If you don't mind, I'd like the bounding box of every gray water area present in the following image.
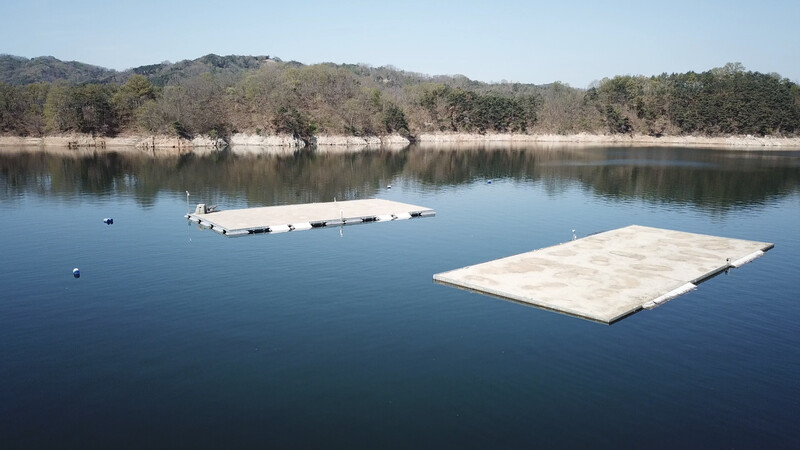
[1,145,799,449]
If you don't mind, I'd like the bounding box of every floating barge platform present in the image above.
[186,198,435,237]
[434,225,772,324]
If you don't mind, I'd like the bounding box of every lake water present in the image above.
[1,144,799,449]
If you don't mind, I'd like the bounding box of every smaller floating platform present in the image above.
[433,225,773,324]
[186,198,434,237]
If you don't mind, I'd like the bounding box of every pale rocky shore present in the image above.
[0,133,409,150]
[415,132,800,149]
[1,132,799,152]
[0,134,225,150]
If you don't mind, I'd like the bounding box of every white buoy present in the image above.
[267,224,291,233]
[72,268,80,278]
[387,184,391,189]
[731,250,765,268]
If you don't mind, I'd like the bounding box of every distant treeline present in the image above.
[0,55,798,139]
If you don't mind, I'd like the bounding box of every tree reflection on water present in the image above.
[1,145,798,212]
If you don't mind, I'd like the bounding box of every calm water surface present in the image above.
[1,145,799,449]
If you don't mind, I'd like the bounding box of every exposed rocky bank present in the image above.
[1,132,799,151]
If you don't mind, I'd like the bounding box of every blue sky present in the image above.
[3,0,798,88]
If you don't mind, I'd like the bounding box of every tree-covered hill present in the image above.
[0,53,280,86]
[0,55,798,140]
[0,55,117,85]
[125,54,277,87]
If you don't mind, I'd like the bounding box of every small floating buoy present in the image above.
[387,184,392,189]
[103,218,113,225]
[487,180,492,184]
[73,268,80,278]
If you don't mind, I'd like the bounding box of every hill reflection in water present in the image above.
[2,145,798,213]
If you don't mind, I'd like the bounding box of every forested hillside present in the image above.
[0,55,117,85]
[1,55,798,140]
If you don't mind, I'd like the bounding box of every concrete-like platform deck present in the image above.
[186,198,434,237]
[433,225,773,324]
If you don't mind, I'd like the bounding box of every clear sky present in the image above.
[3,0,798,88]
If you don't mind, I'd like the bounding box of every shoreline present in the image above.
[415,132,800,149]
[1,132,799,151]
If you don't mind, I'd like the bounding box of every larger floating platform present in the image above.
[186,198,434,237]
[433,225,773,324]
